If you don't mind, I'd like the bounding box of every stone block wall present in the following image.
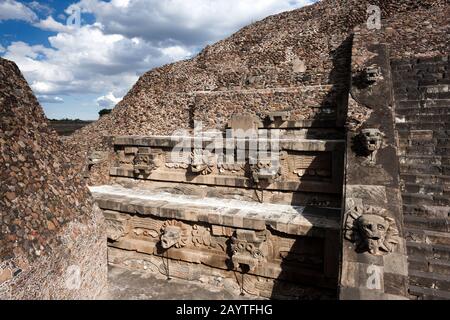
[392,55,450,299]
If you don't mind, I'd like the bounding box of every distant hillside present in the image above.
[49,119,94,136]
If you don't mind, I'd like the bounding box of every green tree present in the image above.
[98,108,112,118]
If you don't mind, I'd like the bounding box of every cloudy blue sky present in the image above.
[0,0,314,120]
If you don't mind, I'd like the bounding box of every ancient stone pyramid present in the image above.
[66,0,448,174]
[0,58,106,299]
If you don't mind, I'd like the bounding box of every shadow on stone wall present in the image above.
[270,35,353,299]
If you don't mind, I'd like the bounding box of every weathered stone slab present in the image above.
[89,185,340,235]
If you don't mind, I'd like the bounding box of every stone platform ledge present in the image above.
[192,84,335,95]
[113,135,345,152]
[89,185,340,237]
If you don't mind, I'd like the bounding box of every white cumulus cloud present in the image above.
[69,0,313,46]
[2,0,312,114]
[37,95,64,103]
[96,92,121,108]
[0,0,38,22]
[33,16,76,33]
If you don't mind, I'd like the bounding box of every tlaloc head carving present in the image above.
[250,157,281,184]
[231,230,268,272]
[357,214,390,255]
[345,204,399,256]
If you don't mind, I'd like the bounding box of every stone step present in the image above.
[404,228,450,246]
[402,182,445,195]
[395,99,450,110]
[408,257,450,276]
[395,122,449,131]
[396,129,450,140]
[407,241,450,261]
[398,146,449,157]
[400,173,450,185]
[391,56,449,67]
[402,204,450,219]
[394,91,450,101]
[89,185,341,238]
[400,164,450,175]
[403,215,449,233]
[409,270,450,293]
[395,114,450,124]
[402,192,450,206]
[409,285,450,300]
[399,155,450,166]
[395,107,450,117]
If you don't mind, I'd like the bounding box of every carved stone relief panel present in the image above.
[104,213,130,241]
[288,152,332,179]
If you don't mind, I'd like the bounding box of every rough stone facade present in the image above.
[71,0,448,300]
[0,58,107,299]
[2,0,448,300]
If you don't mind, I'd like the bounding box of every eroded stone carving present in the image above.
[160,220,190,249]
[133,147,162,175]
[250,157,281,184]
[231,229,269,272]
[190,148,215,175]
[191,224,212,247]
[345,204,399,255]
[227,113,262,132]
[106,219,129,241]
[354,128,384,165]
[88,151,107,166]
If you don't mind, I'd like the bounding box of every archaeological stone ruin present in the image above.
[1,0,449,300]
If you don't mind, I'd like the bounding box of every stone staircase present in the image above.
[392,55,450,299]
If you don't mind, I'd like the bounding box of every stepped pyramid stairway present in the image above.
[89,81,348,299]
[392,56,450,299]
